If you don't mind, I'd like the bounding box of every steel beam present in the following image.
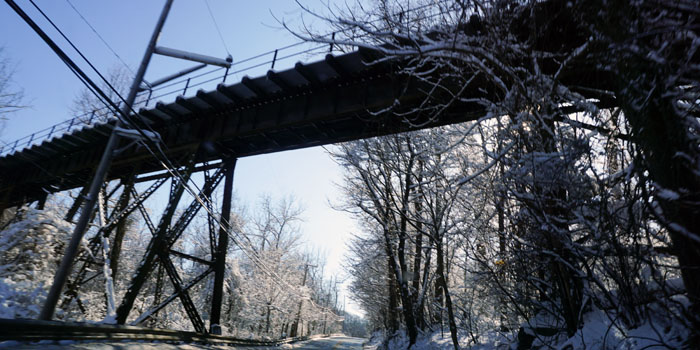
[64,183,90,222]
[166,167,225,246]
[154,46,232,68]
[209,159,236,334]
[110,177,135,281]
[133,267,214,326]
[203,168,218,259]
[158,252,206,333]
[115,163,193,325]
[58,177,168,313]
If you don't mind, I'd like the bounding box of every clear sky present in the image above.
[0,0,362,315]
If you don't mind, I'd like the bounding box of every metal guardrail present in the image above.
[0,318,328,346]
[0,41,331,158]
[1,3,448,158]
[0,113,115,157]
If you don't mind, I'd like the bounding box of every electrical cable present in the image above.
[4,1,433,317]
[202,0,230,55]
[8,3,338,314]
[64,0,136,77]
[4,0,443,307]
[28,0,135,124]
[4,0,128,131]
[24,0,200,194]
[3,1,448,154]
[4,2,461,291]
[7,0,196,212]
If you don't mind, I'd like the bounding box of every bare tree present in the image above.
[299,0,698,347]
[70,65,132,125]
[0,47,26,133]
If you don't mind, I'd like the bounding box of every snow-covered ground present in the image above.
[0,335,366,350]
[365,306,690,350]
[1,341,252,350]
[0,340,272,350]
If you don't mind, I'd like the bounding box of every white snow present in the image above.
[364,304,690,350]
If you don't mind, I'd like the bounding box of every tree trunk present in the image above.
[395,145,419,345]
[412,164,425,330]
[387,253,399,333]
[435,236,459,350]
[617,79,700,330]
[110,180,134,281]
[412,230,424,329]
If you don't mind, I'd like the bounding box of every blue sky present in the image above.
[0,0,361,315]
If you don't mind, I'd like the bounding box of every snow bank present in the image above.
[0,208,72,319]
[374,305,690,350]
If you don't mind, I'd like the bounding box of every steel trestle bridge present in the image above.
[0,0,620,340]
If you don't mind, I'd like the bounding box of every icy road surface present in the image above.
[0,335,366,350]
[281,336,365,349]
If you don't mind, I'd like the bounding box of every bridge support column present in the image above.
[115,162,195,326]
[209,158,236,334]
[64,183,91,222]
[35,192,48,210]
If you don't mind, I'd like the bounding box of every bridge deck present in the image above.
[0,49,483,209]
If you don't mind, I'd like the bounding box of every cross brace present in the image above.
[114,159,234,334]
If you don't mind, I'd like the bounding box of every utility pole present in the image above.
[290,263,314,337]
[39,0,175,321]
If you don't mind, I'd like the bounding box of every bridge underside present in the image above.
[0,48,505,332]
[0,49,491,211]
[0,38,614,332]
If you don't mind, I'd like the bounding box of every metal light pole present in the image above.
[40,0,175,321]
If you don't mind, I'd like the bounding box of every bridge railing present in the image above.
[0,41,331,158]
[0,2,450,158]
[0,112,117,156]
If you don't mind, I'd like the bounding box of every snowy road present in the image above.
[0,336,367,350]
[281,336,365,349]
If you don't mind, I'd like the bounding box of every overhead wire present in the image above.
[21,0,322,225]
[202,0,230,55]
[63,0,136,78]
[5,3,251,298]
[6,0,126,129]
[4,3,379,324]
[5,0,446,305]
[27,0,135,123]
[13,3,260,273]
[13,0,199,209]
[4,0,449,298]
[25,0,203,183]
[21,1,203,219]
[5,2,456,287]
[3,1,448,155]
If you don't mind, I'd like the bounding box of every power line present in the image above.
[7,0,348,317]
[4,1,449,154]
[6,0,123,127]
[64,0,136,77]
[202,0,230,55]
[26,0,190,171]
[27,0,133,118]
[15,0,191,195]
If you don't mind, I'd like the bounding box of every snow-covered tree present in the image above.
[0,207,72,319]
[302,0,698,347]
